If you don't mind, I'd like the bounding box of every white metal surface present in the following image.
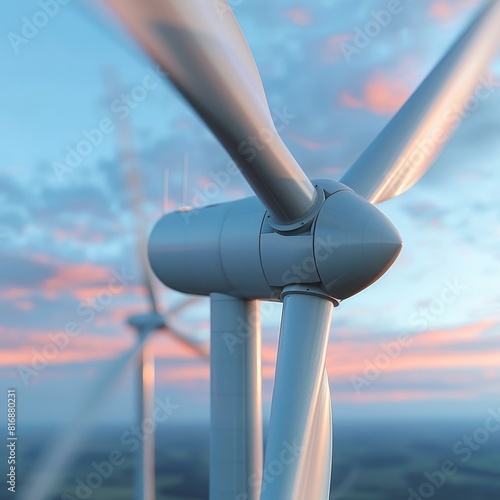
[210,295,263,500]
[262,287,333,500]
[295,372,332,500]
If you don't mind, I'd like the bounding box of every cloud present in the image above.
[427,0,480,22]
[156,364,210,384]
[282,8,312,26]
[319,33,354,63]
[340,73,412,115]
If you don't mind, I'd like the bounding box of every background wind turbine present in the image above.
[103,66,208,500]
[100,1,500,499]
[20,73,207,500]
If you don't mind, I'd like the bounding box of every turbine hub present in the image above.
[127,312,165,332]
[314,187,402,300]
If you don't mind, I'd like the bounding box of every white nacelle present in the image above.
[148,180,402,301]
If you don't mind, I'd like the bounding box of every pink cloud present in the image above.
[44,262,111,289]
[288,133,341,151]
[339,90,363,110]
[320,33,354,63]
[53,228,105,243]
[156,364,210,384]
[428,0,479,21]
[282,8,312,26]
[15,301,34,311]
[340,74,412,115]
[336,388,473,403]
[0,288,30,299]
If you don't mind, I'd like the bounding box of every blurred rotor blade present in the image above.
[168,296,201,317]
[102,68,161,314]
[340,0,500,204]
[164,324,209,359]
[21,330,153,500]
[99,0,317,226]
[262,287,333,499]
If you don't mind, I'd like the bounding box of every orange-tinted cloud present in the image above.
[320,34,354,63]
[0,288,30,299]
[336,388,473,403]
[2,316,498,403]
[151,319,499,395]
[53,228,105,243]
[44,262,111,289]
[16,301,34,311]
[0,332,133,367]
[288,133,341,151]
[339,90,363,109]
[156,364,210,383]
[340,74,412,115]
[282,8,312,26]
[325,320,499,386]
[428,0,479,21]
[35,257,140,304]
[416,320,495,346]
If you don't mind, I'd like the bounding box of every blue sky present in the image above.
[1,0,499,432]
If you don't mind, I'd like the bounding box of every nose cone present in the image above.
[314,189,402,300]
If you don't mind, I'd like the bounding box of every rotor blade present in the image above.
[340,0,500,204]
[164,324,209,359]
[262,287,334,500]
[168,296,200,317]
[21,330,153,500]
[165,297,210,359]
[295,371,332,499]
[100,0,317,226]
[102,68,161,314]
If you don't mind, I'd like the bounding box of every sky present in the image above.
[0,0,499,435]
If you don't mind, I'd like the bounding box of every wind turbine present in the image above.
[20,83,207,500]
[98,0,500,498]
[105,67,209,500]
